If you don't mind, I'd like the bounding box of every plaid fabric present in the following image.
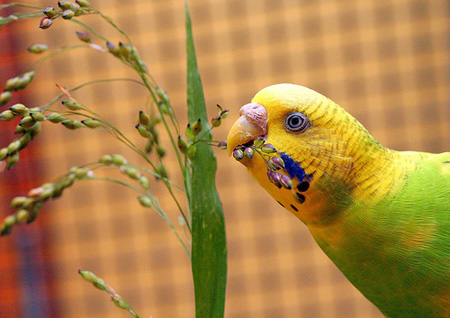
[1,0,448,317]
[0,10,52,317]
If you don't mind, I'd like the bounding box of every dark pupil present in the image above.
[290,116,302,127]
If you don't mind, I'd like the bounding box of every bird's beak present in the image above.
[227,103,268,156]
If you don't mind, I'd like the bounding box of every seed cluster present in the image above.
[39,1,91,29]
[231,138,313,205]
[0,97,105,169]
[0,103,42,169]
[136,110,166,158]
[1,166,93,236]
[178,104,229,158]
[79,269,138,315]
[232,137,292,190]
[36,1,150,81]
[0,152,161,236]
[106,42,149,75]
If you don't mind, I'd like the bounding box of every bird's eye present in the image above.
[284,112,310,133]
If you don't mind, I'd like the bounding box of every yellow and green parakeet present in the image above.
[226,84,450,318]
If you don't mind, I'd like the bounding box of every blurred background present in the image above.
[0,0,448,317]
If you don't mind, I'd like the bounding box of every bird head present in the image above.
[227,84,382,225]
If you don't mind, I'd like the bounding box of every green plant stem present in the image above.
[30,44,91,71]
[192,126,215,146]
[39,78,146,112]
[90,176,190,256]
[140,74,184,174]
[73,108,191,234]
[0,3,43,10]
[88,7,133,44]
[70,18,110,43]
[0,10,43,26]
[37,75,191,233]
[121,164,185,192]
[74,161,184,195]
[165,180,191,232]
[87,162,190,233]
[79,269,142,318]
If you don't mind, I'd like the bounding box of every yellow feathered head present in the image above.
[227,84,380,224]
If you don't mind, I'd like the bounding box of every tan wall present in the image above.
[2,0,449,317]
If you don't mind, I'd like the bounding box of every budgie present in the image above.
[226,84,450,318]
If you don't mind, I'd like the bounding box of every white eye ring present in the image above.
[284,112,310,133]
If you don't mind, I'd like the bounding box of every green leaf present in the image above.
[185,1,227,318]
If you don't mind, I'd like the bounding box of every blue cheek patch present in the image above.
[279,152,313,206]
[280,152,310,182]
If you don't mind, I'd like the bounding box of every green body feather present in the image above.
[312,152,450,317]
